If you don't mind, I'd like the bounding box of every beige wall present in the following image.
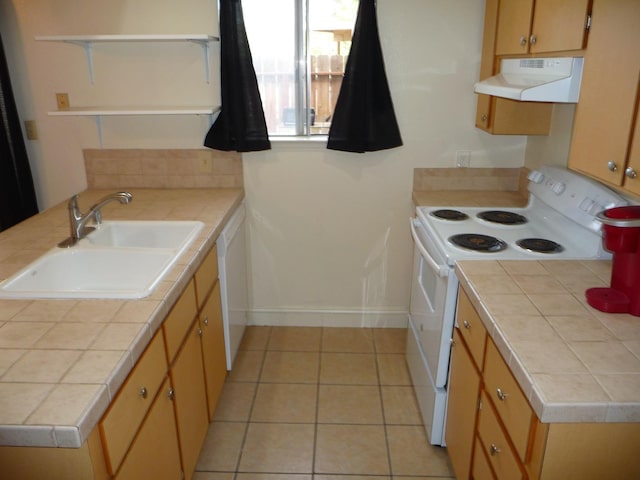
[0,0,220,208]
[524,104,576,171]
[2,0,535,326]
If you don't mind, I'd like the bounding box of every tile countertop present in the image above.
[455,259,640,424]
[0,188,244,448]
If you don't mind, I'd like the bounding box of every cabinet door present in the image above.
[170,321,209,480]
[115,378,182,480]
[445,329,482,480]
[472,437,497,480]
[529,0,590,53]
[495,0,534,56]
[477,391,524,480]
[200,281,227,421]
[568,0,640,186]
[623,97,640,196]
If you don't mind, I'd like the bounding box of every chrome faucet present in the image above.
[59,191,133,247]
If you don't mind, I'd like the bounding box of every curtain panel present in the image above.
[204,0,271,152]
[0,34,38,231]
[327,0,402,153]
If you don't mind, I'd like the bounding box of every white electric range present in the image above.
[406,165,628,446]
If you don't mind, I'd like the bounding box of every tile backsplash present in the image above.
[84,149,243,189]
[413,167,529,194]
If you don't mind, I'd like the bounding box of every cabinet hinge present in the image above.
[585,14,592,31]
[477,398,483,411]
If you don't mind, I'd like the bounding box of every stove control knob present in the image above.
[551,182,566,195]
[579,197,595,212]
[588,203,603,216]
[528,171,545,184]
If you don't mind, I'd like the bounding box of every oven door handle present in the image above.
[409,218,449,278]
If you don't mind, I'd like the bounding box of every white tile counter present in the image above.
[456,259,640,424]
[0,188,243,448]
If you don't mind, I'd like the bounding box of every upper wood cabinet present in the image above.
[495,0,591,56]
[568,0,640,196]
[476,0,553,135]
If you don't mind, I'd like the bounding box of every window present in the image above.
[242,0,359,137]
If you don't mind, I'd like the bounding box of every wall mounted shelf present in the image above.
[49,106,221,147]
[35,34,219,83]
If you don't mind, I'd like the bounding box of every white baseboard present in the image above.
[247,307,409,328]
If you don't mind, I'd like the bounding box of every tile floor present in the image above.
[193,326,454,480]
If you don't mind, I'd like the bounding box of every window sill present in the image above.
[269,135,327,144]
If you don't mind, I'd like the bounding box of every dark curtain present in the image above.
[204,0,270,152]
[0,34,38,231]
[327,0,402,153]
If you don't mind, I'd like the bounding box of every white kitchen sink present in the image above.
[0,220,205,299]
[83,220,204,250]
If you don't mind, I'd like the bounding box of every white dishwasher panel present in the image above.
[217,203,248,370]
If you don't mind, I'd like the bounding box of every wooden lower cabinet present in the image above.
[200,280,227,421]
[169,320,210,480]
[115,378,182,480]
[445,329,482,480]
[446,286,640,480]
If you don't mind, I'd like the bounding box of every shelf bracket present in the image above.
[190,39,211,84]
[67,40,95,84]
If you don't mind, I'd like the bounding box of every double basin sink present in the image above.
[0,221,205,299]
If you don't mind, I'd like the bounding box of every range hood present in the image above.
[474,57,584,103]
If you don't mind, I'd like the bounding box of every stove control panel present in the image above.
[528,166,628,232]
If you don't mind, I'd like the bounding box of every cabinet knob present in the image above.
[519,36,527,46]
[203,315,209,326]
[462,319,471,330]
[197,327,203,337]
[625,167,638,179]
[168,388,175,401]
[529,34,537,45]
[140,386,148,399]
[490,444,501,456]
[607,161,618,172]
[496,387,508,401]
[481,114,487,122]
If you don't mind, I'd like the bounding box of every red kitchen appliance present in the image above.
[586,206,640,316]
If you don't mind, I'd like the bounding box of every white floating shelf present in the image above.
[48,106,221,147]
[35,34,219,83]
[48,106,220,116]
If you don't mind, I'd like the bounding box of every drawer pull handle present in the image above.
[168,388,175,401]
[490,444,501,456]
[140,386,148,399]
[496,388,508,401]
[462,320,471,329]
[203,315,209,326]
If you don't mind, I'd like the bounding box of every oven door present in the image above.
[408,218,458,388]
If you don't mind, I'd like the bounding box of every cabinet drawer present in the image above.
[472,436,496,480]
[163,280,197,362]
[194,243,218,308]
[477,391,524,480]
[484,339,533,460]
[100,330,167,474]
[456,287,488,369]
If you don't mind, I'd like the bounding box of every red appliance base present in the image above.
[586,287,633,314]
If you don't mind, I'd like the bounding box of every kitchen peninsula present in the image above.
[0,187,243,477]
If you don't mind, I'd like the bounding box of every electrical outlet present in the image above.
[24,120,38,140]
[198,157,213,173]
[56,93,70,109]
[456,150,471,168]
